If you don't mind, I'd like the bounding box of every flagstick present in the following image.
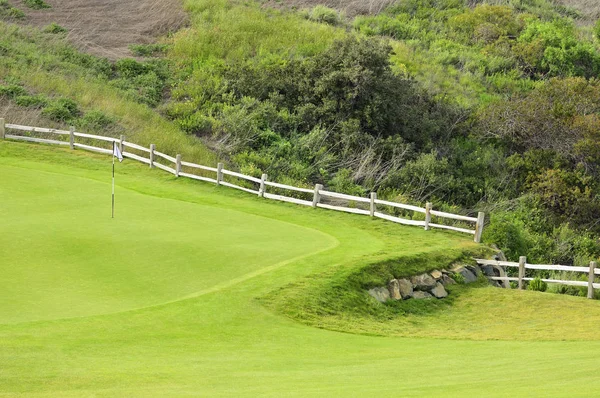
[112,142,115,219]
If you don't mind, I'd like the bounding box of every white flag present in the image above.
[113,142,123,163]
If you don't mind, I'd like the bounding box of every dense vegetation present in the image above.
[2,0,600,274]
[159,0,600,271]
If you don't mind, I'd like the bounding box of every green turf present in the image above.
[2,141,600,397]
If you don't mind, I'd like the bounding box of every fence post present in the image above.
[424,202,432,231]
[176,154,182,177]
[312,184,323,208]
[69,126,75,150]
[259,173,267,198]
[119,135,125,153]
[370,192,377,217]
[588,261,596,299]
[518,256,526,290]
[149,144,155,168]
[217,162,224,186]
[474,212,485,243]
[0,118,5,140]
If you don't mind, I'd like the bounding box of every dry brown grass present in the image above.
[12,0,188,59]
[555,0,600,21]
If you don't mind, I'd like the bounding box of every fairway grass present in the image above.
[2,141,600,397]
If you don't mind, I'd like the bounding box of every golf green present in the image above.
[2,141,600,397]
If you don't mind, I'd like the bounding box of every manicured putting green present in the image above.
[2,141,600,397]
[0,164,334,323]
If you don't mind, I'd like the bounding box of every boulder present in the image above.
[480,265,496,277]
[454,266,477,283]
[388,279,402,300]
[397,278,414,299]
[430,270,443,280]
[368,287,390,303]
[430,282,448,299]
[466,265,482,277]
[410,274,437,291]
[441,274,456,286]
[413,291,433,299]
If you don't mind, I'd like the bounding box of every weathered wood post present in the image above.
[0,118,5,140]
[312,184,323,208]
[518,256,526,290]
[175,154,182,177]
[370,192,377,217]
[216,162,224,186]
[588,261,597,299]
[119,135,125,153]
[259,173,267,198]
[424,202,432,231]
[474,211,485,243]
[69,126,75,150]
[149,144,155,168]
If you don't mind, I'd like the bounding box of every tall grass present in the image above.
[170,0,344,67]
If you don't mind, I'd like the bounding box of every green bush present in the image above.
[77,110,115,131]
[23,0,50,9]
[44,23,67,34]
[308,6,341,26]
[528,277,548,292]
[129,43,168,57]
[41,98,80,122]
[0,84,27,98]
[14,94,48,108]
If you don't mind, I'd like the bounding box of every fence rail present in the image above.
[475,257,598,299]
[0,118,485,241]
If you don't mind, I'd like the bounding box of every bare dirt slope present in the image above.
[13,0,187,59]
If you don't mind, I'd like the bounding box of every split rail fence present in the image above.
[475,257,599,299]
[0,118,485,242]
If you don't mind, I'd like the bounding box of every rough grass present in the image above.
[0,21,217,168]
[3,141,600,396]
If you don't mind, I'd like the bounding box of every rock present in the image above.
[466,265,482,277]
[430,282,448,299]
[413,291,433,299]
[441,269,450,275]
[430,270,443,279]
[388,279,402,300]
[410,274,437,291]
[480,265,496,277]
[454,266,477,283]
[441,274,456,286]
[368,287,390,303]
[397,278,414,299]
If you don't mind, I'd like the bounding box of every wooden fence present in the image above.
[0,118,485,242]
[475,257,599,299]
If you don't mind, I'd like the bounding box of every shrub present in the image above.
[528,277,548,292]
[0,84,27,98]
[483,212,530,261]
[42,98,80,122]
[23,0,50,9]
[14,94,48,108]
[308,6,341,26]
[77,110,115,131]
[129,43,168,57]
[44,23,67,34]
